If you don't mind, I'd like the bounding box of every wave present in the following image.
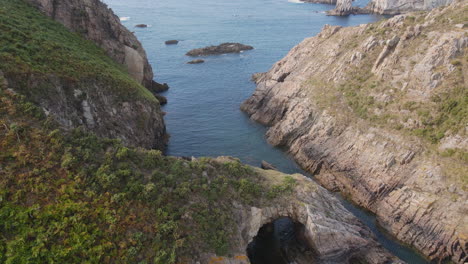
[288,0,304,3]
[120,17,130,21]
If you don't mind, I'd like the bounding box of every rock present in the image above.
[366,0,454,14]
[454,23,466,29]
[326,0,372,16]
[302,0,337,3]
[187,59,205,64]
[165,40,179,45]
[155,94,167,105]
[241,2,468,263]
[190,165,401,264]
[260,160,277,170]
[135,24,147,28]
[150,80,170,93]
[22,0,167,149]
[186,43,254,56]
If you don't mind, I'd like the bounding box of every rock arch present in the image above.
[194,170,401,264]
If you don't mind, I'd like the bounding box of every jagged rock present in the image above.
[150,80,170,93]
[187,59,205,64]
[241,2,467,263]
[165,40,179,45]
[260,160,277,170]
[186,43,254,56]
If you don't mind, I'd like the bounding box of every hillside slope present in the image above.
[0,0,166,149]
[0,74,399,263]
[242,1,467,263]
[26,0,160,90]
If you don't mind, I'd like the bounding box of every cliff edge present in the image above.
[242,1,467,263]
[0,0,166,149]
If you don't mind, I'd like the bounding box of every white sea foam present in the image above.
[120,17,130,21]
[288,0,304,3]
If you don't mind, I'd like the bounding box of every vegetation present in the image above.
[0,75,286,263]
[0,0,156,102]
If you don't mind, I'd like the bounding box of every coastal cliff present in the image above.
[324,0,453,16]
[0,80,400,263]
[242,1,467,263]
[0,0,166,149]
[25,0,158,89]
[366,0,454,14]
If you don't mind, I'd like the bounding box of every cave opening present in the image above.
[246,217,317,264]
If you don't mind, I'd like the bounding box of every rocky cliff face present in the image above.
[188,164,401,264]
[242,1,467,263]
[26,0,158,89]
[0,0,166,149]
[366,0,454,14]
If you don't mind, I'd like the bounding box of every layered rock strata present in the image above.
[242,2,468,263]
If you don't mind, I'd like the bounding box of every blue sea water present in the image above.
[104,0,428,262]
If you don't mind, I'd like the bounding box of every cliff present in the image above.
[242,1,467,263]
[0,0,166,149]
[366,0,454,14]
[323,0,453,16]
[0,79,400,263]
[25,0,158,90]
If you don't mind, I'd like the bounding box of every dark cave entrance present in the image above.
[246,217,317,264]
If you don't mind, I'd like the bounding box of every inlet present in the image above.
[247,217,317,264]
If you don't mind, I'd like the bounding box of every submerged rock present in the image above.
[165,40,179,45]
[261,160,277,170]
[187,59,205,64]
[186,42,254,56]
[135,24,148,28]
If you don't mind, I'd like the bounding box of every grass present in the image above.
[0,83,295,263]
[0,0,156,102]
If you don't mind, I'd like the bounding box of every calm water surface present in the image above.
[104,0,428,262]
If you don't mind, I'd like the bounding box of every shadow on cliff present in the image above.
[247,217,317,264]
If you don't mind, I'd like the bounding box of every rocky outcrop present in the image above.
[26,0,157,89]
[326,0,371,15]
[191,165,402,264]
[242,2,467,263]
[186,43,254,56]
[366,0,453,14]
[1,0,167,149]
[165,40,179,45]
[187,59,205,64]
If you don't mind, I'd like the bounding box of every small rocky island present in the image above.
[187,59,205,64]
[186,42,253,56]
